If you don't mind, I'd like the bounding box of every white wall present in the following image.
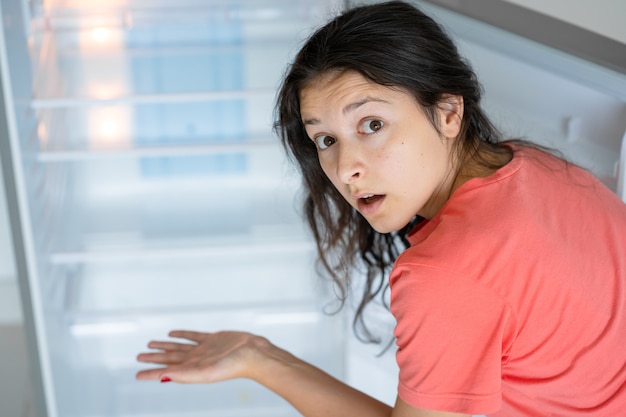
[502,0,626,44]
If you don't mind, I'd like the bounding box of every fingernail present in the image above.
[160,376,171,383]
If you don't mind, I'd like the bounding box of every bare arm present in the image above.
[249,334,393,417]
[136,330,470,417]
[393,397,471,417]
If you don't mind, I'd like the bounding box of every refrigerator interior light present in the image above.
[37,121,48,146]
[89,108,131,144]
[88,27,115,44]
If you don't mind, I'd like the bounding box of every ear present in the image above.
[437,95,464,140]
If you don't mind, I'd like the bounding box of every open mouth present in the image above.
[357,193,385,216]
[360,194,384,205]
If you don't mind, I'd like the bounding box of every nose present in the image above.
[336,141,364,184]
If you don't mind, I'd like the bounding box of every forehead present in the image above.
[299,71,427,129]
[299,71,410,119]
[300,71,379,104]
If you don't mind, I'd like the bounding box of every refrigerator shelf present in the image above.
[33,100,280,155]
[29,0,335,34]
[61,303,345,368]
[40,238,323,316]
[63,300,330,325]
[34,40,301,61]
[31,89,275,109]
[49,236,315,265]
[36,137,282,162]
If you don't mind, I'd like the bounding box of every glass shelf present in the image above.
[33,101,279,157]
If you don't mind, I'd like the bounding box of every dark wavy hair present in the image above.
[274,1,512,343]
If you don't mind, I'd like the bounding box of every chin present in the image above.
[368,222,402,235]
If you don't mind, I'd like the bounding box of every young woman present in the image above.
[136,2,626,416]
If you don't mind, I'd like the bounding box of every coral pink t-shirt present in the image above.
[389,146,626,416]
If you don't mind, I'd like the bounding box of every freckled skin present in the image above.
[299,71,463,233]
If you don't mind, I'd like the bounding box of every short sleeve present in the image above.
[390,262,517,415]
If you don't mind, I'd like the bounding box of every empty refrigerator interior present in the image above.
[1,1,346,416]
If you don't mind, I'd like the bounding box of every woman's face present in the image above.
[299,71,462,233]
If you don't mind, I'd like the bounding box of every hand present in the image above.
[136,330,266,384]
[137,329,395,417]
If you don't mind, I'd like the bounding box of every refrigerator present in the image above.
[0,1,348,416]
[1,1,625,417]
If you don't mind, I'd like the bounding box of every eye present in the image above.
[313,135,336,150]
[361,118,384,134]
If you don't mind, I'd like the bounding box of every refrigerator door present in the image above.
[0,1,346,417]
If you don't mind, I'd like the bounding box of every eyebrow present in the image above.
[302,95,389,126]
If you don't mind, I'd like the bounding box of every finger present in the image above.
[147,340,195,352]
[136,367,168,381]
[136,351,187,365]
[136,365,205,384]
[136,352,167,364]
[168,330,211,342]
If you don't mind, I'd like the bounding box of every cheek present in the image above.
[317,157,332,179]
[318,158,340,188]
[383,146,415,173]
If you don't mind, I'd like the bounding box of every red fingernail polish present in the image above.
[160,376,171,383]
